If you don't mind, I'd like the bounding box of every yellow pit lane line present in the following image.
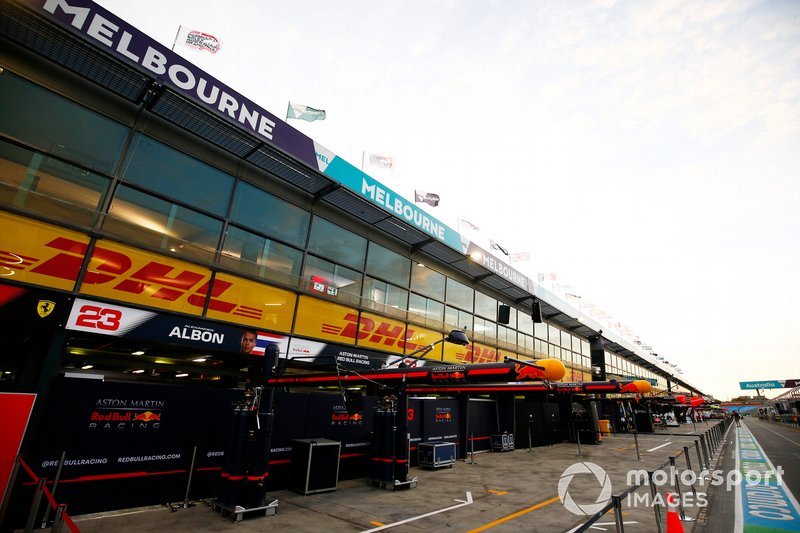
[466,495,561,533]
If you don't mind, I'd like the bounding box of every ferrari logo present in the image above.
[37,300,56,318]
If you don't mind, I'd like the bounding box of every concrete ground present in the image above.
[50,422,727,533]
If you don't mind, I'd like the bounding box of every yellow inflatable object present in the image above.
[535,358,566,381]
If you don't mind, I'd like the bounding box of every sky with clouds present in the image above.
[95,0,800,400]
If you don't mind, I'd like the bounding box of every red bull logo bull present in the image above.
[514,363,545,381]
[132,411,161,422]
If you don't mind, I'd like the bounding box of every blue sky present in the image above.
[96,0,800,400]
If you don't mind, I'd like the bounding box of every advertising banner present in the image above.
[22,377,242,515]
[356,311,410,355]
[293,296,358,345]
[461,342,501,364]
[22,0,464,254]
[286,337,402,370]
[204,272,296,332]
[318,157,462,251]
[465,241,530,292]
[419,398,460,444]
[78,239,212,316]
[293,296,436,356]
[22,0,318,169]
[0,211,90,291]
[739,380,785,390]
[66,297,289,355]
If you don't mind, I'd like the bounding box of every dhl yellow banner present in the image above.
[293,298,457,357]
[0,211,90,291]
[568,369,589,382]
[78,240,212,316]
[461,342,501,364]
[403,324,443,360]
[356,311,409,355]
[293,295,358,345]
[206,273,296,332]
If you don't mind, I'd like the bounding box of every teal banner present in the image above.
[739,381,783,390]
[322,156,462,251]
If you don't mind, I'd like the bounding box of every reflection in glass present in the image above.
[363,276,408,318]
[104,185,222,262]
[366,243,410,287]
[307,217,366,270]
[303,255,362,305]
[120,134,233,216]
[220,225,303,287]
[411,264,445,300]
[445,277,473,311]
[0,72,128,174]
[230,181,309,247]
[0,140,109,228]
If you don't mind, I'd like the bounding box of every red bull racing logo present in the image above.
[90,399,164,430]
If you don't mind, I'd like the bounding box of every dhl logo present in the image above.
[324,313,422,352]
[1,236,262,320]
[456,345,498,364]
[132,411,161,422]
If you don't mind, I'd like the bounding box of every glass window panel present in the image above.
[104,185,222,262]
[534,321,548,340]
[363,276,408,315]
[409,294,445,327]
[307,217,366,270]
[445,305,473,332]
[0,140,109,228]
[303,255,362,305]
[518,312,533,336]
[220,225,303,286]
[0,72,128,174]
[366,242,410,287]
[410,264,445,300]
[498,324,514,345]
[445,278,473,311]
[474,317,497,342]
[474,292,496,319]
[561,331,573,351]
[524,333,535,351]
[120,134,233,216]
[230,181,309,247]
[506,306,517,329]
[548,325,562,346]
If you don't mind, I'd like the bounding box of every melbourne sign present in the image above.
[28,0,317,167]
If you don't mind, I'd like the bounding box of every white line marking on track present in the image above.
[589,521,639,531]
[360,492,473,532]
[753,421,800,447]
[646,441,672,452]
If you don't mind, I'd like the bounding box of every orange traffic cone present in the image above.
[666,493,685,533]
